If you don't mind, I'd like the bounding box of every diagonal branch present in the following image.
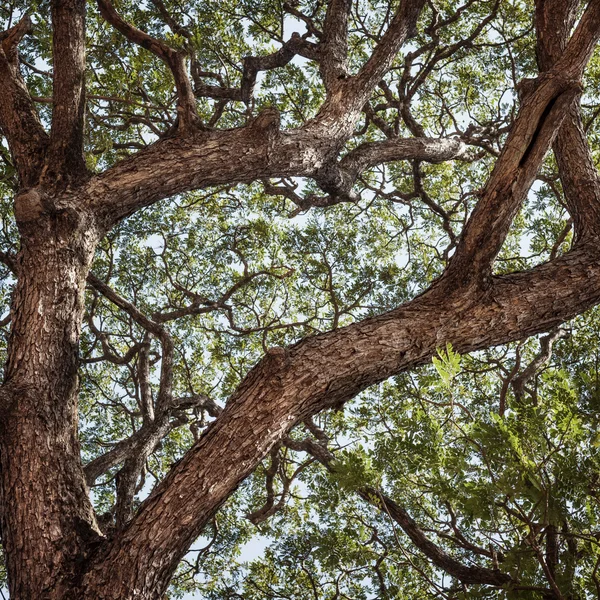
[285,435,512,586]
[363,489,513,586]
[81,237,600,598]
[535,0,600,243]
[443,0,600,285]
[444,76,580,284]
[97,0,199,132]
[84,393,219,488]
[47,0,88,182]
[0,15,48,187]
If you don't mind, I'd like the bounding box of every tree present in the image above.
[1,0,600,597]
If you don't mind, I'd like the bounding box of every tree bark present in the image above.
[0,201,101,600]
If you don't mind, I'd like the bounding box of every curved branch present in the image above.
[271,137,472,211]
[96,0,199,132]
[241,34,319,103]
[0,15,48,187]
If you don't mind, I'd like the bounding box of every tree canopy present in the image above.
[2,0,600,598]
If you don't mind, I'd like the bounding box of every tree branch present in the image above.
[82,238,600,598]
[241,34,320,104]
[443,0,600,285]
[47,0,88,182]
[345,0,426,113]
[320,0,352,90]
[512,327,568,402]
[285,433,512,586]
[80,0,426,227]
[0,14,48,187]
[268,137,472,212]
[96,0,199,132]
[535,0,600,243]
[87,274,174,413]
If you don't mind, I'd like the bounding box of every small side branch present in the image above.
[241,34,319,104]
[512,327,568,401]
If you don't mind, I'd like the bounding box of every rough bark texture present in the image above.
[1,206,101,599]
[0,0,600,598]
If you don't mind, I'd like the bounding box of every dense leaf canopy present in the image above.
[2,0,600,598]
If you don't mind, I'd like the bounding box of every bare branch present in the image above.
[84,392,221,487]
[86,274,174,413]
[444,76,580,284]
[512,327,568,401]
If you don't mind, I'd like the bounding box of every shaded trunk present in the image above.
[0,201,100,599]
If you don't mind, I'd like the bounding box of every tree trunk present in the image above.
[0,197,101,600]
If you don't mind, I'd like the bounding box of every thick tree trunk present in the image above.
[0,200,100,600]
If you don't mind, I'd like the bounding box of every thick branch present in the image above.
[536,0,600,242]
[81,0,427,225]
[320,0,352,90]
[276,137,471,211]
[47,0,87,181]
[445,76,580,283]
[445,0,600,283]
[0,15,48,187]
